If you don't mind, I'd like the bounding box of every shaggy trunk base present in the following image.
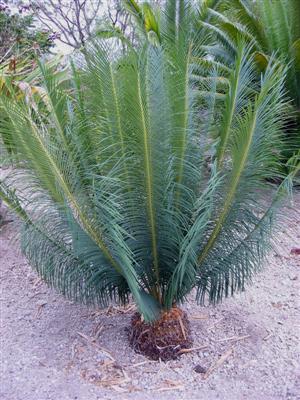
[128,307,193,361]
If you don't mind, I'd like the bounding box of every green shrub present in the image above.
[0,10,291,320]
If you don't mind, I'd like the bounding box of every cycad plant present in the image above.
[111,0,299,170]
[0,4,291,360]
[203,0,300,169]
[118,0,232,88]
[205,0,300,105]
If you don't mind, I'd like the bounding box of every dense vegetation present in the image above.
[123,0,300,170]
[0,1,54,62]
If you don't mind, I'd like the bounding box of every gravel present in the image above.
[0,194,299,400]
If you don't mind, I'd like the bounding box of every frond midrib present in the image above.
[216,45,244,168]
[175,43,193,207]
[198,108,258,265]
[136,69,159,292]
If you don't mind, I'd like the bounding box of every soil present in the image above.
[0,194,300,400]
[128,308,192,361]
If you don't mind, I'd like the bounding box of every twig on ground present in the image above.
[123,304,136,313]
[77,331,115,361]
[28,292,43,300]
[190,314,208,320]
[127,361,153,368]
[34,302,47,318]
[216,335,250,343]
[92,323,104,339]
[207,317,224,331]
[178,345,208,354]
[203,347,234,379]
[154,379,185,392]
[155,385,185,392]
[263,331,273,341]
[178,316,187,340]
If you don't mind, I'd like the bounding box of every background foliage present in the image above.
[0,1,54,62]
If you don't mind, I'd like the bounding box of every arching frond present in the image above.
[0,3,292,321]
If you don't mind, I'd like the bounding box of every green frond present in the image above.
[216,41,257,168]
[0,2,293,320]
[195,59,288,302]
[123,0,160,44]
[207,8,259,49]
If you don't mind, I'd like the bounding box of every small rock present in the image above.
[290,248,300,255]
[289,275,298,281]
[194,364,206,374]
[37,300,47,307]
[271,302,283,309]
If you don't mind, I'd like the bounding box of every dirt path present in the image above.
[0,195,299,400]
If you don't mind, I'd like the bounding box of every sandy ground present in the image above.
[0,195,299,400]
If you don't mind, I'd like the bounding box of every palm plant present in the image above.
[111,0,231,85]
[0,2,292,360]
[204,0,300,170]
[111,0,299,180]
[205,0,300,104]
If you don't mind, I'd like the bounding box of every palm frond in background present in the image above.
[199,0,300,172]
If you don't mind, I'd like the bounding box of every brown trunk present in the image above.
[128,307,193,361]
